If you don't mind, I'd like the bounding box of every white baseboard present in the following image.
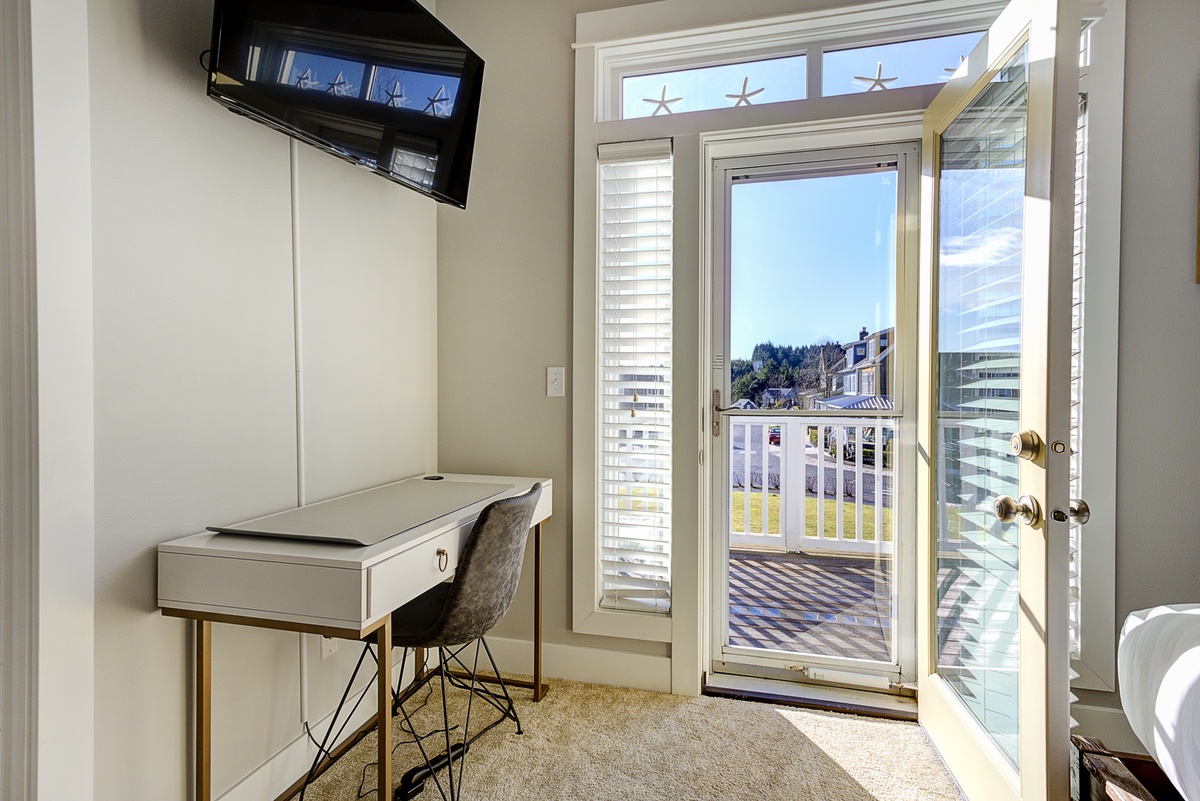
[1072,703,1147,755]
[485,636,673,694]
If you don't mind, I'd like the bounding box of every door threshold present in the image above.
[702,672,917,722]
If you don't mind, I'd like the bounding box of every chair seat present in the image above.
[391,581,453,647]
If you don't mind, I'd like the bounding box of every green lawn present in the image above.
[730,490,893,542]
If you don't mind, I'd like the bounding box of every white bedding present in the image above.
[1118,604,1200,801]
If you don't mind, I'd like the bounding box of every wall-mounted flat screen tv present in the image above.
[208,0,484,208]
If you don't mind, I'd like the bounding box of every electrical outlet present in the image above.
[321,636,337,660]
[547,366,565,397]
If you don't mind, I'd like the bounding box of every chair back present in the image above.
[425,483,541,647]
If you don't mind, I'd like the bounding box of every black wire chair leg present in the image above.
[394,651,453,801]
[439,650,459,801]
[299,641,374,800]
[480,636,522,734]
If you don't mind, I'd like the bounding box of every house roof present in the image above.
[814,394,895,411]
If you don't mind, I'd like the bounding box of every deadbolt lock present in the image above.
[1051,499,1091,525]
[1010,430,1043,461]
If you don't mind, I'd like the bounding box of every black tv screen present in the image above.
[208,0,483,208]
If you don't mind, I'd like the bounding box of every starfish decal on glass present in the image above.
[643,85,682,116]
[725,76,765,107]
[942,55,967,80]
[853,62,897,91]
[325,71,353,96]
[384,80,408,108]
[295,68,318,90]
[424,85,450,116]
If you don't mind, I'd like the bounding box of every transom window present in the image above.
[823,31,984,96]
[622,55,806,118]
[611,29,988,121]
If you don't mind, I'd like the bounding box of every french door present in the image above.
[917,1,1080,799]
[709,143,919,691]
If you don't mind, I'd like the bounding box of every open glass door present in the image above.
[917,1,1080,798]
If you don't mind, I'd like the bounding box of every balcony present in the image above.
[724,415,897,662]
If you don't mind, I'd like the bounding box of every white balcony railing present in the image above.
[728,415,896,556]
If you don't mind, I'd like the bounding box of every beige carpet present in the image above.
[302,677,963,801]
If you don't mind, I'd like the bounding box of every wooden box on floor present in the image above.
[1071,735,1185,801]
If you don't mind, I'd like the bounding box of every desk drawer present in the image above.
[159,552,366,626]
[367,523,470,618]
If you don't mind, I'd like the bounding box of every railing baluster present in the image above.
[816,424,826,543]
[740,421,750,536]
[758,423,768,537]
[835,423,845,544]
[855,422,864,542]
[875,420,884,547]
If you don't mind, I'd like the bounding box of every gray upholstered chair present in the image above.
[389,482,543,801]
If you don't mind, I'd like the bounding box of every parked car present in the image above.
[768,426,780,445]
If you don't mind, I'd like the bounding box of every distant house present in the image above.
[812,326,895,411]
[730,398,757,410]
[761,387,799,408]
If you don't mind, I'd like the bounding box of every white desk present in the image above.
[157,473,552,801]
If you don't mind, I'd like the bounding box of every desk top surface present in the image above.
[158,473,552,570]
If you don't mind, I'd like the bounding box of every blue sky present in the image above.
[730,171,897,358]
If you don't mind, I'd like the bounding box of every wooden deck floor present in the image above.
[727,550,893,662]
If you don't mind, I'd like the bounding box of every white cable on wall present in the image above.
[290,138,311,727]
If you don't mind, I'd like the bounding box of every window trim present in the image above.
[581,0,1007,122]
[1069,2,1125,693]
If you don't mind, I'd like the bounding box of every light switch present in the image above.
[547,366,565,397]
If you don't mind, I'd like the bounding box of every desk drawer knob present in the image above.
[436,548,449,572]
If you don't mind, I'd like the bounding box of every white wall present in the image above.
[87,0,438,798]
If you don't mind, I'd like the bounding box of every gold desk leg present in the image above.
[376,617,392,801]
[197,620,212,801]
[533,522,544,702]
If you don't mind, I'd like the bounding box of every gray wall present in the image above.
[87,0,438,797]
[435,0,668,657]
[436,0,1200,712]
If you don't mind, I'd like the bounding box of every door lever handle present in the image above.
[712,390,737,437]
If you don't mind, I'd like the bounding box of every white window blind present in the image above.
[597,143,673,614]
[1068,33,1091,661]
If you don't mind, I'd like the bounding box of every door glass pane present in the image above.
[934,45,1027,770]
[726,167,898,667]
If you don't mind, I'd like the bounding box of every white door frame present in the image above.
[2,0,98,798]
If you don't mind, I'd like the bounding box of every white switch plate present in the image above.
[547,366,565,397]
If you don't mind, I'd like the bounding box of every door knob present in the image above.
[1051,498,1091,525]
[994,494,1042,526]
[1010,430,1043,461]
